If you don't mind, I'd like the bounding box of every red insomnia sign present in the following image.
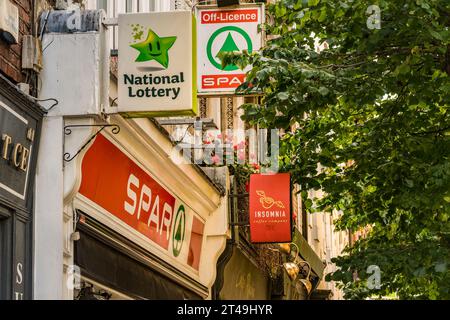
[249,173,292,243]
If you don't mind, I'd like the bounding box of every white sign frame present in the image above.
[118,11,197,117]
[195,4,265,96]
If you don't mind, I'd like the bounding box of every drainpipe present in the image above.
[31,0,36,36]
[211,175,237,300]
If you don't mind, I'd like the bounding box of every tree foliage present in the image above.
[222,0,450,299]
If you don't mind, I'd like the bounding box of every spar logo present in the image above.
[130,24,177,68]
[172,205,186,257]
[201,26,253,89]
[207,26,253,71]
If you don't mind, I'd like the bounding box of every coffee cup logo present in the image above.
[256,190,285,210]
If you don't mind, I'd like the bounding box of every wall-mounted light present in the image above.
[76,284,112,300]
[278,243,292,255]
[284,261,300,281]
[279,242,313,296]
[299,277,313,295]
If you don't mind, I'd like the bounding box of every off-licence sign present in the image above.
[201,9,258,24]
[196,5,264,94]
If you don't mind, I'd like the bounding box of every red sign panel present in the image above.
[79,134,204,270]
[188,216,205,271]
[249,173,292,243]
[201,74,246,89]
[200,9,259,24]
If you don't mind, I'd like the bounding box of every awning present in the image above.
[292,228,325,280]
[75,217,203,300]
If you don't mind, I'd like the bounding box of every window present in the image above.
[0,219,3,297]
[127,0,159,13]
[149,0,156,11]
[126,0,133,12]
[0,216,9,300]
[97,0,108,12]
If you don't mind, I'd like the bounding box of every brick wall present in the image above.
[0,0,33,83]
[0,0,55,86]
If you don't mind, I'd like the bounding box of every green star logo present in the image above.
[130,28,177,69]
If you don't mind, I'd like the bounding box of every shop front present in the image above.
[63,115,228,300]
[219,246,270,300]
[0,74,44,300]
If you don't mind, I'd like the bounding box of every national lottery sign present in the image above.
[196,5,264,95]
[118,11,197,117]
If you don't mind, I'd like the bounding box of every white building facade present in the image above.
[34,2,229,300]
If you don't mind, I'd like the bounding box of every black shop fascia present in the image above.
[0,73,45,300]
[123,72,184,100]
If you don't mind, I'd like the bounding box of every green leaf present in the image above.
[395,63,411,75]
[277,92,290,101]
[275,4,287,17]
[435,262,447,273]
[318,8,327,22]
[318,87,330,96]
[304,199,313,210]
[308,0,320,7]
[293,0,303,10]
[428,29,443,41]
[416,0,430,10]
[405,179,414,188]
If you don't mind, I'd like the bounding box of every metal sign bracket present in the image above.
[63,124,120,163]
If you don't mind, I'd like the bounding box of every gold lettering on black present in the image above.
[20,147,30,172]
[2,134,12,160]
[12,143,23,168]
[26,128,35,142]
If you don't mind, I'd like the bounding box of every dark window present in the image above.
[0,218,3,296]
[0,206,12,300]
[97,0,108,12]
[0,217,8,299]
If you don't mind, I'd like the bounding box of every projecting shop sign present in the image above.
[118,11,197,117]
[249,173,292,244]
[196,5,264,94]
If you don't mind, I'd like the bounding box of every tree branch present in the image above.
[411,125,450,136]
